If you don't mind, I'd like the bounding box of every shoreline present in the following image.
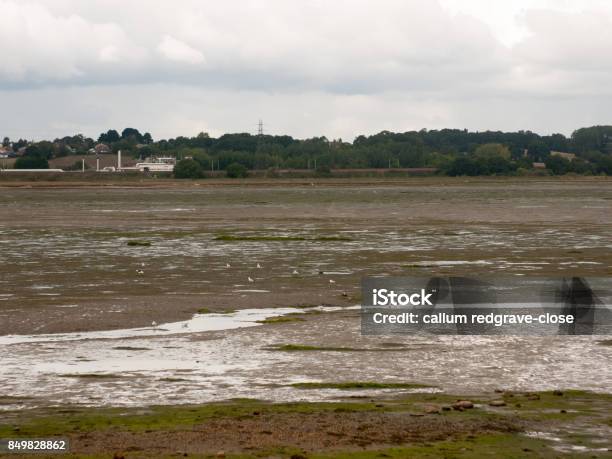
[1,175,612,189]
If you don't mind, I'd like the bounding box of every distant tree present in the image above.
[526,140,550,161]
[15,155,49,169]
[174,159,202,178]
[546,156,571,175]
[473,143,511,161]
[24,143,54,160]
[142,132,153,144]
[12,138,28,152]
[226,162,248,178]
[98,129,120,143]
[445,157,480,176]
[121,128,143,143]
[2,136,9,147]
[571,126,612,153]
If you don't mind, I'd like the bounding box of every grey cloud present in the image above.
[1,0,612,140]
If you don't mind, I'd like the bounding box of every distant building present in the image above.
[550,151,576,161]
[532,162,546,169]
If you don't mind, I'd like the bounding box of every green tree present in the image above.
[121,128,143,143]
[174,159,203,178]
[15,155,49,169]
[546,156,571,175]
[226,162,248,178]
[445,157,481,176]
[98,130,120,143]
[473,143,511,161]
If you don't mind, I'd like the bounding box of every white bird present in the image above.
[329,279,336,284]
[141,262,145,267]
[248,276,254,282]
[151,321,157,327]
[292,269,299,275]
[256,263,262,269]
[226,263,231,268]
[136,269,145,275]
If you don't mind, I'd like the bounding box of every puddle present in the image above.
[0,306,352,346]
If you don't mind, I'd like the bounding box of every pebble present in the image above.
[452,400,474,410]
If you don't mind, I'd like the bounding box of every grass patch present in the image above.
[57,373,120,379]
[309,433,556,459]
[0,395,35,405]
[266,344,362,352]
[291,381,432,390]
[126,240,151,246]
[112,346,151,351]
[256,316,306,324]
[197,308,235,314]
[266,344,420,352]
[215,233,352,242]
[0,399,385,438]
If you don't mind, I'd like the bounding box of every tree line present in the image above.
[4,125,612,176]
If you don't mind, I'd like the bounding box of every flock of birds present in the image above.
[139,261,338,284]
[141,261,342,329]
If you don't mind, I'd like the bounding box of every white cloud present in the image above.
[1,0,612,139]
[157,35,205,65]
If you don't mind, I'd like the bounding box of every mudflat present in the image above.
[1,177,611,457]
[1,177,611,335]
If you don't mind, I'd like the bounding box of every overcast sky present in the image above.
[1,0,611,141]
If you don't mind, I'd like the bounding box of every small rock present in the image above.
[489,400,506,407]
[253,411,260,415]
[553,390,564,396]
[452,400,474,410]
[216,451,226,458]
[560,409,567,414]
